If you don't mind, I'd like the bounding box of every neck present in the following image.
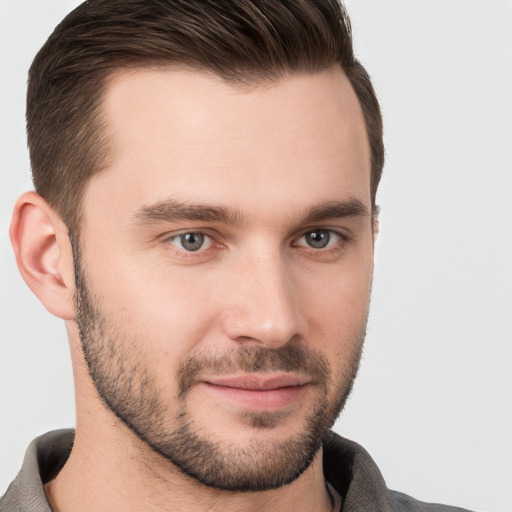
[45,413,333,512]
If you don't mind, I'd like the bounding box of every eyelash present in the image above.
[165,228,349,256]
[293,229,346,250]
[167,232,215,253]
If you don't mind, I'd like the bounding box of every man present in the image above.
[0,1,482,510]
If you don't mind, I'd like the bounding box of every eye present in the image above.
[296,229,342,249]
[168,232,212,252]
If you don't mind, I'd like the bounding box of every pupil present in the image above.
[307,230,329,248]
[182,233,203,251]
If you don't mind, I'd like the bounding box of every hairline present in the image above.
[68,62,375,240]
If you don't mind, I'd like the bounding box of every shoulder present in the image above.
[323,432,474,512]
[0,429,74,512]
[385,490,474,512]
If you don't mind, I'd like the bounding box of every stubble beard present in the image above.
[72,245,366,491]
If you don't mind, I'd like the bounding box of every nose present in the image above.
[221,250,304,349]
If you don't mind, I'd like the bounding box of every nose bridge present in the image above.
[223,244,302,348]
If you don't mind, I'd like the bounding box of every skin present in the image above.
[11,66,375,512]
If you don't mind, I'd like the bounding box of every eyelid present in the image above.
[293,228,348,249]
[163,229,218,254]
[161,226,217,242]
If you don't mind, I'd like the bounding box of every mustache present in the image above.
[177,344,330,398]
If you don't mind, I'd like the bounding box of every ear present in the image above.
[372,208,380,242]
[10,191,76,320]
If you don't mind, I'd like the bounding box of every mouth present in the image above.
[201,373,311,411]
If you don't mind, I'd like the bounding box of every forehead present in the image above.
[84,67,371,225]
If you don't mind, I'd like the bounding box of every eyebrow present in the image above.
[133,197,369,226]
[134,200,244,225]
[300,198,370,224]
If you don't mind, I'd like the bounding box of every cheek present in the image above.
[83,247,224,378]
[299,258,372,353]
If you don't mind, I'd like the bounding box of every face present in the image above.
[74,67,374,491]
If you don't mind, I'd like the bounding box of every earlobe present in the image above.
[10,191,76,320]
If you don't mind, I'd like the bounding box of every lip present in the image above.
[201,373,311,411]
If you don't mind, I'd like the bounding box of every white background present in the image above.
[1,1,511,511]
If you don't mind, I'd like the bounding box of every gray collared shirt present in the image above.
[0,430,473,512]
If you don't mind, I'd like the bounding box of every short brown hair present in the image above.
[27,0,384,235]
